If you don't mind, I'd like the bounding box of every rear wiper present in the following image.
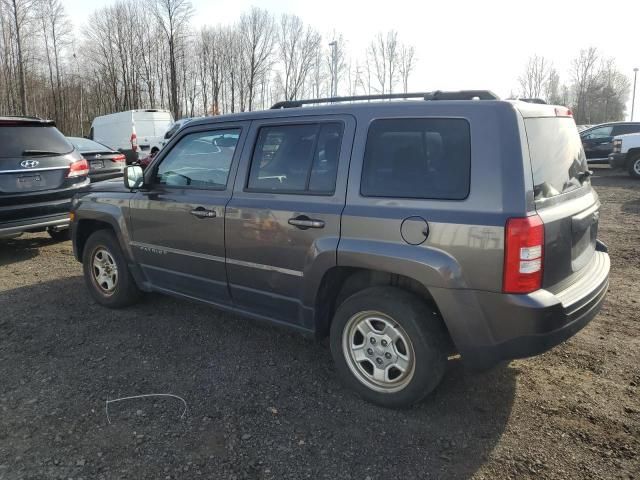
[578,170,593,182]
[21,149,65,156]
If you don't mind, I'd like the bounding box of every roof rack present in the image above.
[517,98,547,104]
[270,90,500,109]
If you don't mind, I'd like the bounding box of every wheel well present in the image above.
[314,267,446,340]
[627,148,640,160]
[75,219,115,260]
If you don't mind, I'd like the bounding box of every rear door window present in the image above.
[0,125,73,158]
[612,124,640,136]
[360,118,471,199]
[524,117,589,200]
[247,123,343,194]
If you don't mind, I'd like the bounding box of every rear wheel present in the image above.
[47,227,70,242]
[627,154,640,179]
[82,229,141,308]
[329,286,448,408]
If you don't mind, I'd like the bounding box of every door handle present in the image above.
[190,207,217,218]
[288,215,325,229]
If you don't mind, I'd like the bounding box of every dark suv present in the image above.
[580,121,640,163]
[0,117,89,240]
[70,92,610,407]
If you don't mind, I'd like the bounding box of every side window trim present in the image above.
[150,125,244,191]
[244,121,344,196]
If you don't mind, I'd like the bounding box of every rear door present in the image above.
[524,115,600,288]
[128,123,248,303]
[225,116,354,328]
[581,124,613,159]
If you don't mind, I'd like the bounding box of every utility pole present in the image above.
[329,41,337,97]
[632,68,639,121]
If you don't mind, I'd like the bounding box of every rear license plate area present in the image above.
[91,160,105,169]
[17,174,41,188]
[571,207,599,271]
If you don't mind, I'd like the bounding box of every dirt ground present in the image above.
[0,167,638,480]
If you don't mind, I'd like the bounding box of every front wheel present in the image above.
[627,155,640,179]
[329,287,448,408]
[82,229,141,308]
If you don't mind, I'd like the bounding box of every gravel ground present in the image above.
[0,167,638,480]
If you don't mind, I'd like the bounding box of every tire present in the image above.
[627,155,640,179]
[82,229,141,308]
[329,286,448,408]
[47,227,70,242]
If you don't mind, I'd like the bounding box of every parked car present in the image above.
[576,124,593,132]
[579,122,640,163]
[89,109,173,164]
[71,91,610,408]
[0,116,89,240]
[67,137,126,182]
[608,131,640,178]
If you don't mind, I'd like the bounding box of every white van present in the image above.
[89,110,174,164]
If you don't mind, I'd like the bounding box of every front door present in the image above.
[225,116,355,329]
[129,123,248,304]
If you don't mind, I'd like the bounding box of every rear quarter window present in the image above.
[360,118,471,200]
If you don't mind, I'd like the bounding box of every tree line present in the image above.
[0,0,417,135]
[515,48,631,125]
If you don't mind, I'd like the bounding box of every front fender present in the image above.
[72,193,134,263]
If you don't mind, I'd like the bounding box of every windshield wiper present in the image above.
[21,149,65,156]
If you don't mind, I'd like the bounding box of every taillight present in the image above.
[613,139,622,153]
[131,132,138,152]
[554,107,573,117]
[503,214,544,294]
[112,154,126,163]
[67,158,89,178]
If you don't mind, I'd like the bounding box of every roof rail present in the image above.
[270,90,500,109]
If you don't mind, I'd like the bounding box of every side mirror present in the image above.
[124,165,144,189]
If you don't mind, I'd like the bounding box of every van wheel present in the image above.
[329,287,447,408]
[47,227,70,242]
[628,154,640,178]
[82,229,141,308]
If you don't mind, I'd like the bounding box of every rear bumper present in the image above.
[608,153,626,169]
[0,213,70,237]
[435,247,610,369]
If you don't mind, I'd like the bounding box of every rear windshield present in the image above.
[524,117,589,200]
[68,137,111,152]
[0,125,73,158]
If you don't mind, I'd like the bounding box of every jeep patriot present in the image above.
[71,91,610,407]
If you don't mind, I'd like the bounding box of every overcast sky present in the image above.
[65,0,640,118]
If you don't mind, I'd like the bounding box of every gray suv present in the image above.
[70,91,610,407]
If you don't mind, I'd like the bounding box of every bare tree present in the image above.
[571,47,599,123]
[3,0,33,113]
[518,55,551,99]
[398,44,415,93]
[150,0,193,119]
[277,14,320,100]
[239,7,274,111]
[367,31,401,94]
